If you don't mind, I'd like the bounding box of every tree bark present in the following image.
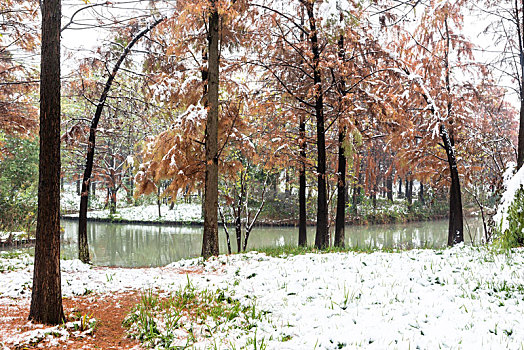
[518,99,524,170]
[29,0,65,324]
[419,182,425,205]
[157,185,162,217]
[298,113,307,246]
[517,0,524,170]
[334,126,346,247]
[77,18,164,264]
[303,1,328,249]
[386,174,393,202]
[441,124,464,245]
[406,177,413,207]
[76,179,81,195]
[202,1,220,258]
[297,7,307,247]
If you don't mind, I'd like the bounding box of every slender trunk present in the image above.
[298,8,307,247]
[352,183,358,215]
[419,182,425,205]
[109,153,117,215]
[334,32,346,248]
[242,176,269,251]
[398,178,402,197]
[29,0,64,324]
[77,18,164,264]
[202,2,220,258]
[409,179,414,204]
[157,186,161,218]
[334,126,346,247]
[76,179,81,195]
[304,2,328,249]
[443,17,463,245]
[519,99,524,169]
[298,113,307,246]
[235,199,242,253]
[218,206,232,254]
[406,177,413,207]
[441,125,464,245]
[110,188,117,214]
[285,169,291,197]
[386,175,393,202]
[517,0,524,169]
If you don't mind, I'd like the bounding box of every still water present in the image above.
[59,218,484,267]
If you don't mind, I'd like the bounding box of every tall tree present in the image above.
[301,0,329,249]
[77,18,164,263]
[383,0,477,245]
[202,0,220,258]
[29,0,65,324]
[482,0,524,169]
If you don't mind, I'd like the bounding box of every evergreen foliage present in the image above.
[0,133,38,234]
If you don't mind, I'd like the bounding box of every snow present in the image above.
[494,163,524,234]
[3,246,524,348]
[63,203,202,223]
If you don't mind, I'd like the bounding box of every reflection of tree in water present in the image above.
[57,219,484,267]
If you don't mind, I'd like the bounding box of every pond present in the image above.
[57,218,485,267]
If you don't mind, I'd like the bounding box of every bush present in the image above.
[0,134,38,234]
[497,186,524,249]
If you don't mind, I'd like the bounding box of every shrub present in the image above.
[496,186,524,249]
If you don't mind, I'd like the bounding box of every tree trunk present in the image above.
[285,169,291,197]
[235,201,242,253]
[518,99,524,170]
[110,188,117,214]
[29,0,65,324]
[409,179,414,204]
[202,2,220,258]
[334,31,346,248]
[77,18,164,264]
[298,113,307,246]
[298,9,307,248]
[441,125,464,245]
[518,0,524,170]
[157,186,161,218]
[386,174,393,202]
[303,1,328,249]
[398,178,402,198]
[406,177,413,207]
[419,182,425,205]
[334,126,346,248]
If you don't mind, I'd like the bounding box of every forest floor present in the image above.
[1,245,524,349]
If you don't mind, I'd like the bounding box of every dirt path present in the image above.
[0,291,143,349]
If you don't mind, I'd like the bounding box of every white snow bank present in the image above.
[494,163,524,233]
[3,247,524,348]
[63,203,202,223]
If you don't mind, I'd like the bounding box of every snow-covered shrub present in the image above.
[493,164,524,248]
[496,186,524,248]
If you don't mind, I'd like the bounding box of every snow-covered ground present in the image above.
[2,245,524,348]
[63,203,203,223]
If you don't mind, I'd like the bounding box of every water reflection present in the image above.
[60,218,483,267]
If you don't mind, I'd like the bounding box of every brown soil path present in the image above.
[0,291,143,349]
